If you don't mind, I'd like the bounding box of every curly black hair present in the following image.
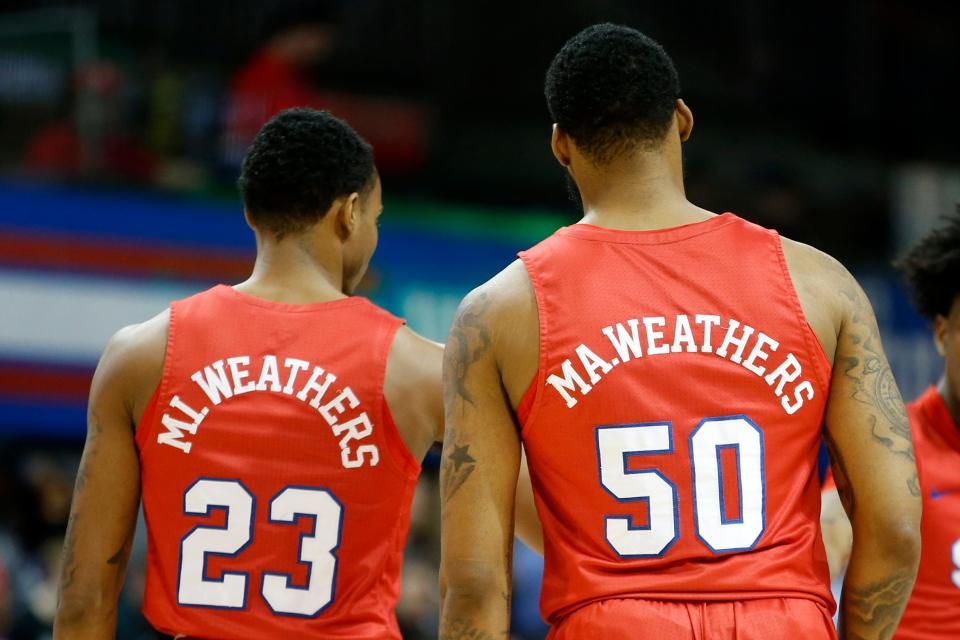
[894,206,960,320]
[545,23,680,164]
[238,108,375,238]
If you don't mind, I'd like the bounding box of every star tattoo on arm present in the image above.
[442,442,477,501]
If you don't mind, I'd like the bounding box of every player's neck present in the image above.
[236,235,347,304]
[576,158,706,231]
[937,375,960,430]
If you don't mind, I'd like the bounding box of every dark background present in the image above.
[0,1,957,638]
[0,0,957,254]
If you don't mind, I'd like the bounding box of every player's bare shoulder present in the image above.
[105,309,169,372]
[385,325,444,455]
[95,309,170,423]
[449,259,539,407]
[778,235,860,366]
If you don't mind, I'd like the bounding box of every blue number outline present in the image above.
[177,477,256,610]
[689,415,766,554]
[716,443,744,525]
[261,485,345,618]
[594,421,680,559]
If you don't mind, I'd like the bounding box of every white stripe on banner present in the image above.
[0,269,202,365]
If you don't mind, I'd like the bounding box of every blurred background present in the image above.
[0,0,958,638]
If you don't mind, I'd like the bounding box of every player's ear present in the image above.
[333,192,361,240]
[676,99,694,142]
[933,314,950,356]
[551,124,573,168]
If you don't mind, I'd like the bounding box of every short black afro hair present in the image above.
[545,23,680,163]
[238,108,375,238]
[895,206,960,320]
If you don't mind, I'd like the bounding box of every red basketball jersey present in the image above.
[136,285,419,639]
[517,214,835,624]
[894,386,960,640]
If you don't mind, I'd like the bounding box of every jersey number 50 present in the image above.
[596,415,765,557]
[177,479,342,617]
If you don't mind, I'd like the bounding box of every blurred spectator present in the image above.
[222,1,339,167]
[222,1,427,174]
[397,468,441,639]
[0,451,70,639]
[24,61,158,182]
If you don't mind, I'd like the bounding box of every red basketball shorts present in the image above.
[548,597,837,640]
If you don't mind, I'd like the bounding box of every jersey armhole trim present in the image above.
[771,231,832,397]
[906,400,928,479]
[377,318,422,479]
[134,305,175,453]
[517,250,549,439]
[912,387,960,465]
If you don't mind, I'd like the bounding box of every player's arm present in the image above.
[439,287,520,639]
[820,482,853,583]
[389,324,543,555]
[823,267,921,640]
[515,449,543,554]
[385,326,446,461]
[53,326,151,639]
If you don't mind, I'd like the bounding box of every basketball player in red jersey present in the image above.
[439,24,921,640]
[52,108,540,639]
[821,210,960,639]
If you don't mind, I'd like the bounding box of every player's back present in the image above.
[517,213,835,623]
[136,285,419,638]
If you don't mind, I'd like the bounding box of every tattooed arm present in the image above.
[386,326,544,554]
[822,265,921,640]
[54,316,165,639]
[439,287,521,639]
